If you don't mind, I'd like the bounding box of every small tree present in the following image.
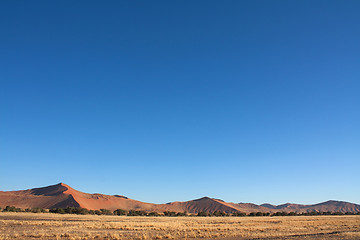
[31,208,46,213]
[113,209,127,216]
[213,211,226,217]
[78,208,89,215]
[232,212,246,217]
[128,210,147,216]
[163,211,177,216]
[100,209,113,215]
[3,206,21,212]
[176,211,187,216]
[197,211,209,217]
[55,208,66,214]
[148,212,160,216]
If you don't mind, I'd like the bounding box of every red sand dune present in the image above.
[0,183,359,213]
[0,183,158,211]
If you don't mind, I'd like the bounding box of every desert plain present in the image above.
[0,212,359,240]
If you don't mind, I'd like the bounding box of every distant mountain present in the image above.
[260,203,277,209]
[261,203,307,210]
[1,183,359,214]
[260,201,360,213]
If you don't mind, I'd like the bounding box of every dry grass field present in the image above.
[0,212,359,240]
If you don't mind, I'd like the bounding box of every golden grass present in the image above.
[0,212,359,239]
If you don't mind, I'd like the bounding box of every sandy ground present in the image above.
[0,212,359,239]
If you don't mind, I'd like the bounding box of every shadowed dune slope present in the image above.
[0,183,359,213]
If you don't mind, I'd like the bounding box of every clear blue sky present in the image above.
[1,0,359,205]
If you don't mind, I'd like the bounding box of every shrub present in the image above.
[272,212,288,216]
[3,206,21,212]
[232,212,246,217]
[128,210,147,216]
[100,209,113,215]
[50,208,66,214]
[64,207,76,214]
[197,211,210,217]
[148,212,160,216]
[213,211,226,217]
[114,209,127,216]
[78,208,89,215]
[31,208,46,213]
[163,211,177,216]
[176,211,187,216]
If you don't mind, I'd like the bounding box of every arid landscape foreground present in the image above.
[0,212,359,240]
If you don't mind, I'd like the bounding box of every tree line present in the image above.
[1,206,359,217]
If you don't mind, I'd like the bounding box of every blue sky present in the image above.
[1,0,359,205]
